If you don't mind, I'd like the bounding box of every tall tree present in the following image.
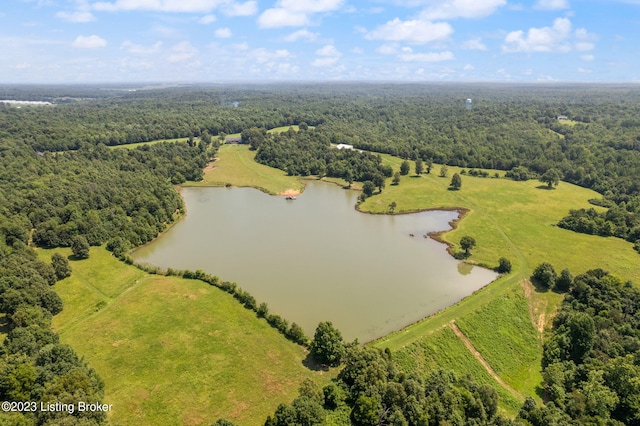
[460,235,476,255]
[310,321,345,366]
[400,160,410,176]
[450,173,462,190]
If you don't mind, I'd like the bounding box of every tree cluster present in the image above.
[0,245,106,425]
[265,344,518,426]
[523,269,640,425]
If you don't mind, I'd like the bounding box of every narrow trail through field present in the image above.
[449,321,522,399]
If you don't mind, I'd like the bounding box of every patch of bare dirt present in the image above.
[521,279,547,339]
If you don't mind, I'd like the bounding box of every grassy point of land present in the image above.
[39,247,331,426]
[185,144,305,195]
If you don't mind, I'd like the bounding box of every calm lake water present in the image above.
[133,181,497,341]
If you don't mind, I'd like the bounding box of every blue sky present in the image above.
[1,0,639,83]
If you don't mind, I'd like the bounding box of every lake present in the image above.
[133,181,497,341]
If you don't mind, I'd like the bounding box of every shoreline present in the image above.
[134,173,501,345]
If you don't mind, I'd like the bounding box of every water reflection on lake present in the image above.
[133,181,497,341]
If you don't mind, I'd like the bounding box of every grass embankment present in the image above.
[185,144,305,195]
[366,157,638,414]
[40,247,330,426]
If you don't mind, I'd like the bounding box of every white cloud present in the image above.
[463,63,474,70]
[462,38,487,50]
[92,0,226,13]
[581,54,594,61]
[232,42,249,50]
[312,44,341,67]
[502,18,573,52]
[376,43,400,55]
[419,0,506,20]
[398,50,454,62]
[316,44,341,57]
[312,57,339,67]
[56,11,96,22]
[366,18,453,44]
[121,40,163,54]
[215,27,232,38]
[283,29,319,42]
[223,1,257,16]
[534,0,569,10]
[167,41,198,63]
[258,0,344,28]
[258,8,309,28]
[199,14,217,24]
[578,67,591,73]
[278,0,344,13]
[72,34,107,48]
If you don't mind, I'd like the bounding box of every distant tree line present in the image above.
[254,127,393,187]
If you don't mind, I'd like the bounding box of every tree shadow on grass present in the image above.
[535,185,555,190]
[302,353,329,372]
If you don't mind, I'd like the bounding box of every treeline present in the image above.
[0,244,105,425]
[254,127,392,185]
[522,268,640,425]
[127,261,311,347]
[558,203,640,252]
[1,140,211,251]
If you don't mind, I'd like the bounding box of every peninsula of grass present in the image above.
[186,144,305,195]
[39,246,330,426]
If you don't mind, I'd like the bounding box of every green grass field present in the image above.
[185,144,305,195]
[40,247,331,426]
[367,158,639,408]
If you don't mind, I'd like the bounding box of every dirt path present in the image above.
[521,279,547,340]
[449,321,522,398]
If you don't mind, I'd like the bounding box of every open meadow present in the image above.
[364,157,639,412]
[39,247,331,426]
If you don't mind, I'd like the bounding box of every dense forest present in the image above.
[1,84,640,424]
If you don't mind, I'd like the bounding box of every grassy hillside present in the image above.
[40,247,330,426]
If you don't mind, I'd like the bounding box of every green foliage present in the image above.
[538,269,640,425]
[392,171,401,185]
[496,257,512,274]
[540,168,561,188]
[554,268,573,292]
[70,235,90,259]
[439,164,448,177]
[460,235,476,255]
[362,181,375,198]
[310,321,345,366]
[505,166,535,181]
[399,160,410,176]
[450,173,462,190]
[414,158,424,175]
[51,252,72,280]
[531,262,557,289]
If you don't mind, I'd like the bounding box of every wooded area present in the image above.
[1,83,639,425]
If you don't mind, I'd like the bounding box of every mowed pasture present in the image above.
[40,247,330,426]
[368,157,639,408]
